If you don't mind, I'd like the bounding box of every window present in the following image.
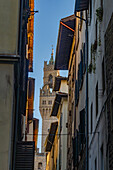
[79,49,83,90]
[102,58,105,93]
[38,162,42,169]
[48,74,53,88]
[79,11,83,31]
[48,100,52,105]
[83,43,86,73]
[96,82,98,117]
[90,0,92,21]
[95,20,98,43]
[75,80,78,106]
[49,88,52,93]
[42,100,46,105]
[42,90,45,94]
[100,144,104,170]
[80,109,85,144]
[76,24,79,50]
[90,103,93,133]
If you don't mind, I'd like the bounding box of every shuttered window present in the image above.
[79,50,83,90]
[77,65,80,100]
[90,103,93,133]
[80,109,85,143]
[78,124,82,155]
[90,0,92,22]
[73,136,78,167]
[75,80,78,106]
[15,141,35,170]
[83,43,86,73]
[78,109,86,155]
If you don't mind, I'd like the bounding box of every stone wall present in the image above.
[34,152,46,170]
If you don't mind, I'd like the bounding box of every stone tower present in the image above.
[39,48,59,153]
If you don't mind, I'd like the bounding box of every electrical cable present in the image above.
[24,131,99,136]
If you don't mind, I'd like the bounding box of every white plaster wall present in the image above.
[0,64,14,170]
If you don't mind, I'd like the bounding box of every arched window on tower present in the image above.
[38,162,42,169]
[48,74,53,88]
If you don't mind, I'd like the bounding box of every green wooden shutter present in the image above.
[75,80,78,106]
[78,124,82,155]
[83,43,86,73]
[77,65,80,100]
[80,109,85,144]
[80,50,83,90]
[73,136,78,167]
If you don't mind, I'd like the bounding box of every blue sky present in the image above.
[29,0,75,151]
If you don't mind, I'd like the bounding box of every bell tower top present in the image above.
[49,45,54,65]
[43,46,59,88]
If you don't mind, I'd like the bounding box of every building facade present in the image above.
[0,0,36,169]
[42,1,113,170]
[54,14,76,170]
[27,0,34,72]
[88,0,113,170]
[45,77,68,170]
[54,1,113,170]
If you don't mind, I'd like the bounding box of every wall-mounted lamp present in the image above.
[30,10,39,15]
